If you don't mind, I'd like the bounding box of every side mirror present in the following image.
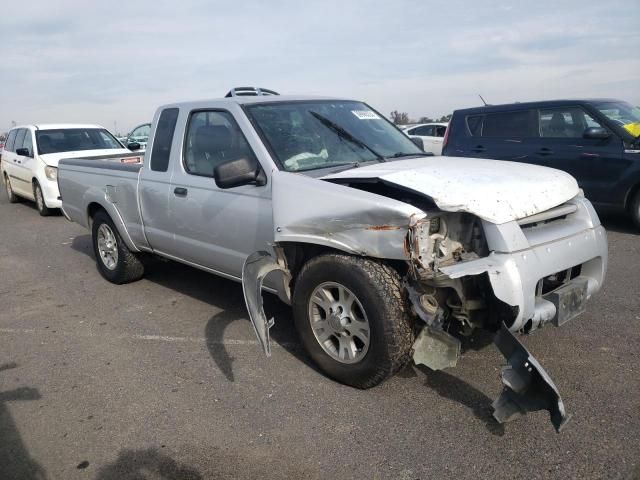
[127,142,141,151]
[583,127,611,140]
[214,157,265,189]
[411,137,424,150]
[16,147,31,157]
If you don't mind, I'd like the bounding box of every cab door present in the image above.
[169,109,273,278]
[138,108,180,254]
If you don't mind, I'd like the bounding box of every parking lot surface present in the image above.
[0,194,638,480]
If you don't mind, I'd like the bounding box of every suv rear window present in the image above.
[483,111,532,137]
[466,111,534,137]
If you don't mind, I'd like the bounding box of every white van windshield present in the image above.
[36,128,123,154]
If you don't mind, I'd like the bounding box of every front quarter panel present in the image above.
[272,171,425,259]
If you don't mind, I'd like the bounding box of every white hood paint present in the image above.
[39,149,132,167]
[323,157,580,224]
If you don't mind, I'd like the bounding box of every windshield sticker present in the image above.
[352,110,381,120]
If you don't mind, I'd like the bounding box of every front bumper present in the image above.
[440,225,607,332]
[40,176,62,208]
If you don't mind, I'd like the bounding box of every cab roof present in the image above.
[159,95,354,111]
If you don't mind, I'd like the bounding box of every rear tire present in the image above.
[4,174,19,203]
[91,210,144,284]
[292,253,414,389]
[33,181,52,216]
[630,190,640,231]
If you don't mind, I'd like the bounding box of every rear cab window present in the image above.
[150,108,179,172]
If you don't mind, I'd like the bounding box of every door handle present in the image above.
[471,145,486,153]
[173,187,188,196]
[537,148,553,156]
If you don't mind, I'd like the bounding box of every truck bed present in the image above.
[58,156,148,252]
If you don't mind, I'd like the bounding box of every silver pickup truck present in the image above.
[58,88,608,431]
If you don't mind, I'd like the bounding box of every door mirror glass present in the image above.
[214,157,264,189]
[16,147,31,157]
[127,142,141,151]
[583,127,611,140]
[411,137,424,150]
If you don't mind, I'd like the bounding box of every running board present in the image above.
[492,323,571,432]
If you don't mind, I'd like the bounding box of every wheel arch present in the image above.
[278,241,405,288]
[87,201,140,253]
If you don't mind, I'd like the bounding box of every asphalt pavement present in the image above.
[0,192,638,480]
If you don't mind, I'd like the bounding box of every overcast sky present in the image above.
[1,0,638,133]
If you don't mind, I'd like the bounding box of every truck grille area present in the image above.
[536,265,582,296]
[518,202,578,228]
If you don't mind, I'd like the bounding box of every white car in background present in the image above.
[402,122,448,155]
[1,124,132,215]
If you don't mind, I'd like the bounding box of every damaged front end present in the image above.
[403,210,571,431]
[240,171,593,432]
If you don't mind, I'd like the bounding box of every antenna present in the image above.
[478,94,488,106]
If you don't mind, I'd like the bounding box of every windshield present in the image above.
[36,128,123,154]
[593,101,640,138]
[245,100,423,172]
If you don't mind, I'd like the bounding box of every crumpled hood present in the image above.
[323,156,580,224]
[39,149,132,167]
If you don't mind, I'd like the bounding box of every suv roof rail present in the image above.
[225,87,280,98]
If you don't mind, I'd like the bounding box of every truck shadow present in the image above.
[0,363,48,480]
[94,448,202,480]
[70,234,502,433]
[70,234,316,382]
[416,365,504,436]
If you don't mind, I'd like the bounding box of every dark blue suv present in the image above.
[442,99,640,228]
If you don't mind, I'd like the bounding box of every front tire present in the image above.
[4,174,19,203]
[33,181,52,216]
[292,253,414,389]
[91,210,144,284]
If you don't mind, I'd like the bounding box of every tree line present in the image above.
[389,111,452,125]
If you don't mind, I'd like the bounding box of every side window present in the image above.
[482,111,534,137]
[406,127,417,135]
[150,108,179,172]
[539,107,603,138]
[466,115,483,136]
[5,130,17,152]
[414,125,434,136]
[435,126,447,137]
[14,129,27,153]
[22,130,33,156]
[183,110,257,178]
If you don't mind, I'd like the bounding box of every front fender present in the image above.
[241,250,291,356]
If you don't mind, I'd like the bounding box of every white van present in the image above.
[1,124,131,215]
